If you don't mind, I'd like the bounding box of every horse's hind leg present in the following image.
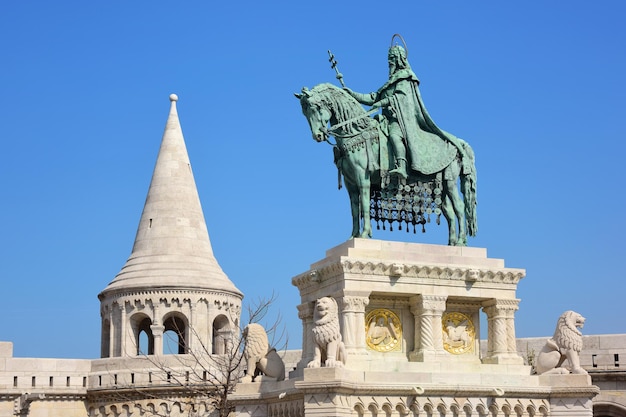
[444,178,467,246]
[441,196,457,246]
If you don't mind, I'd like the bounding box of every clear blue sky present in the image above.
[1,1,624,359]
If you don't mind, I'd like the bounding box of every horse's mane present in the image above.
[308,83,372,135]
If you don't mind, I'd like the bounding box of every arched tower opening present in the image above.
[212,314,231,355]
[131,314,154,355]
[163,314,188,354]
[101,318,111,358]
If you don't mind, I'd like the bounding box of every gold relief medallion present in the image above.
[365,309,402,352]
[442,312,475,354]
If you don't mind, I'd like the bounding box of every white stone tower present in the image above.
[98,94,242,358]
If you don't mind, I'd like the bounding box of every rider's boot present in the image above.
[389,158,408,179]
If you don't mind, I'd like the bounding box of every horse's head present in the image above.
[295,85,332,143]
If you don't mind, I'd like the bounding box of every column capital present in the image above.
[339,295,370,313]
[410,294,447,313]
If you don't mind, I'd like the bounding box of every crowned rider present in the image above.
[343,36,468,180]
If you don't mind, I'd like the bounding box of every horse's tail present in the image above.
[459,141,478,237]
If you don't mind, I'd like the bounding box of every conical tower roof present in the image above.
[101,94,241,297]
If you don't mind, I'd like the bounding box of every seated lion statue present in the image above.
[241,323,285,382]
[307,296,346,368]
[535,310,588,375]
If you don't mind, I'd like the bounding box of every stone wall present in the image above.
[0,342,89,417]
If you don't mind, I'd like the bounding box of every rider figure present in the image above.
[344,39,471,182]
[343,44,417,179]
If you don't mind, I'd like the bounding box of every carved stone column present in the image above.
[187,299,195,352]
[504,299,520,354]
[482,299,523,364]
[112,302,122,357]
[339,295,370,356]
[151,324,165,356]
[152,302,164,356]
[409,294,447,361]
[297,301,315,369]
[120,301,128,356]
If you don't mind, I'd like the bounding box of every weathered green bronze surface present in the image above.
[296,35,477,246]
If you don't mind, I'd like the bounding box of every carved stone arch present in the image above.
[423,402,435,415]
[354,401,366,417]
[133,402,149,416]
[145,401,158,415]
[450,402,461,417]
[197,401,210,416]
[163,312,189,354]
[130,312,154,355]
[409,400,421,415]
[475,403,487,416]
[513,403,524,417]
[489,402,500,416]
[90,406,100,417]
[368,401,380,416]
[118,404,131,417]
[526,403,536,417]
[463,403,474,417]
[500,402,512,417]
[158,401,172,416]
[382,401,394,416]
[396,402,410,416]
[212,314,231,354]
[437,403,447,416]
[537,404,549,417]
[169,401,186,417]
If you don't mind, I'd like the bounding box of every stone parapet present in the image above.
[234,368,598,417]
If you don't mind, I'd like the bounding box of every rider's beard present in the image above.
[388,63,397,76]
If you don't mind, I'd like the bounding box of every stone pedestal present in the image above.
[291,239,526,368]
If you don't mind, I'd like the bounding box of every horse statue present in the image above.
[296,83,477,246]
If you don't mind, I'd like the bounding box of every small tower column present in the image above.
[151,324,165,356]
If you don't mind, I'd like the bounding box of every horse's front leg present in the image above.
[358,176,372,238]
[344,180,361,238]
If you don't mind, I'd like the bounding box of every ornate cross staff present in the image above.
[327,50,345,87]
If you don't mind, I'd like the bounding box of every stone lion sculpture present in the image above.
[241,323,285,382]
[535,310,588,375]
[307,296,346,368]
